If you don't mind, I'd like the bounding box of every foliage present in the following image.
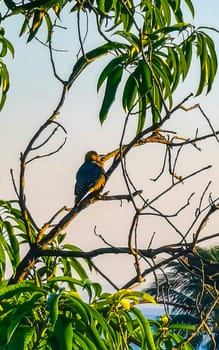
[1,0,218,132]
[0,27,13,110]
[0,200,197,349]
[146,248,219,349]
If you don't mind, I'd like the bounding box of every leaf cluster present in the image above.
[0,0,218,134]
[0,28,13,110]
[0,200,198,349]
[146,247,219,348]
[0,280,196,350]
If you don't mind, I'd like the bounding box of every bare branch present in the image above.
[26,135,67,164]
[89,259,119,290]
[147,165,212,210]
[198,104,219,143]
[10,168,19,198]
[76,8,88,59]
[192,202,219,248]
[100,190,143,201]
[48,26,66,84]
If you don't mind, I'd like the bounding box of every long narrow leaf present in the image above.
[122,69,139,111]
[131,307,156,350]
[97,54,127,91]
[99,65,123,123]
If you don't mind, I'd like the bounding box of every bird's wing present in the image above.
[75,161,104,199]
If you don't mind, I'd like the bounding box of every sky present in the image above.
[1,0,219,290]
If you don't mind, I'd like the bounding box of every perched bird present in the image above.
[74,151,105,204]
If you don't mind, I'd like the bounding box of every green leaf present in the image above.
[50,275,83,284]
[174,6,183,22]
[0,282,44,302]
[151,106,160,125]
[7,326,34,350]
[120,11,134,31]
[153,56,171,90]
[137,94,146,134]
[151,55,171,105]
[70,42,127,83]
[96,0,107,14]
[97,54,127,91]
[63,244,82,252]
[138,59,152,95]
[70,257,89,280]
[131,307,156,350]
[0,30,14,57]
[44,12,53,42]
[53,315,73,350]
[0,61,9,92]
[47,293,59,328]
[19,17,29,37]
[202,32,218,93]
[122,69,139,112]
[6,293,43,345]
[89,308,115,349]
[206,54,215,93]
[169,323,196,331]
[99,65,123,123]
[3,221,20,268]
[184,0,195,17]
[197,33,207,71]
[115,30,140,50]
[0,234,6,264]
[182,39,193,79]
[10,207,22,219]
[167,46,180,90]
[0,61,10,111]
[159,0,171,25]
[196,63,207,96]
[103,0,113,13]
[61,294,91,324]
[174,45,187,80]
[27,10,44,42]
[153,23,191,36]
[87,324,109,350]
[92,282,102,298]
[74,331,97,350]
[0,41,8,57]
[0,90,7,111]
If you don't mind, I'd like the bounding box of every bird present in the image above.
[74,151,105,204]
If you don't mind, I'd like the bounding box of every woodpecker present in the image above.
[74,151,105,204]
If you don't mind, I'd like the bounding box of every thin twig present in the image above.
[10,169,19,198]
[198,104,219,143]
[89,259,119,290]
[26,135,67,164]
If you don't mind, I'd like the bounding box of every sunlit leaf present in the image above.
[6,293,44,345]
[53,315,73,350]
[70,42,127,84]
[47,293,59,328]
[7,326,34,350]
[27,10,45,42]
[0,282,44,301]
[184,0,195,17]
[74,331,97,350]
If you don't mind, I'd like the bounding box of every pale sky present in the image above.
[1,0,219,289]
